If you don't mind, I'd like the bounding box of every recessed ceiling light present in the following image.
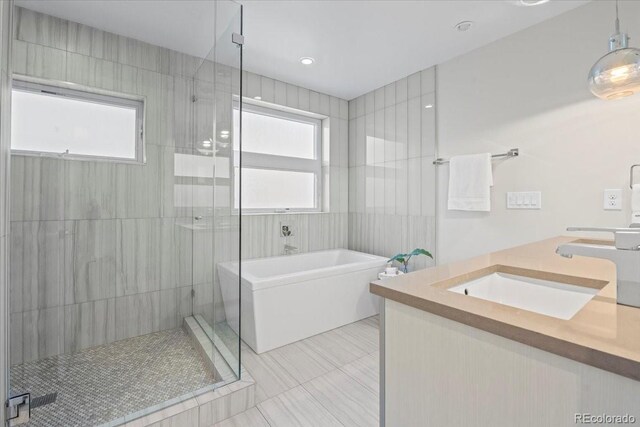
[424,104,434,109]
[202,139,212,147]
[520,0,550,5]
[254,96,262,100]
[455,21,474,32]
[300,57,315,65]
[220,130,229,136]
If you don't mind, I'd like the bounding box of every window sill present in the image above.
[238,211,332,216]
[10,150,146,165]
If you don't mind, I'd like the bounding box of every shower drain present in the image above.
[31,392,57,409]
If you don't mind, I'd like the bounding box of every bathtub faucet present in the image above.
[284,244,298,255]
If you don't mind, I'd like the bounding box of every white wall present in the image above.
[436,0,640,264]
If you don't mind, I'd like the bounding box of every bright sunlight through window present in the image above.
[233,103,322,212]
[11,80,144,162]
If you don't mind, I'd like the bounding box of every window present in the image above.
[233,103,322,212]
[11,79,144,162]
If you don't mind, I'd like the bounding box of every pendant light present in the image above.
[588,0,640,100]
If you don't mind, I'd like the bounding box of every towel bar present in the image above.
[433,148,519,165]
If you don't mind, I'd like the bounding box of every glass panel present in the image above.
[235,168,316,210]
[11,86,140,160]
[215,1,243,380]
[7,0,242,425]
[190,0,243,383]
[233,108,317,159]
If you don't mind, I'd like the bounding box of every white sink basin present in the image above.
[448,272,598,320]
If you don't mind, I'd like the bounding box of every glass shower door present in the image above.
[190,0,243,382]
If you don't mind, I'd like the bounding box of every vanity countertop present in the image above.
[370,236,640,381]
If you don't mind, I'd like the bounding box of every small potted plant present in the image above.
[388,248,433,273]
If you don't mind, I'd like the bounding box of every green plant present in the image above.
[388,248,433,273]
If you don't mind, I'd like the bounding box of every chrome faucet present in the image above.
[556,227,640,308]
[284,244,298,255]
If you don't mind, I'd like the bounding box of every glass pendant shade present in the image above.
[588,47,640,100]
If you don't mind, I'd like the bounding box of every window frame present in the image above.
[11,77,145,164]
[233,101,323,213]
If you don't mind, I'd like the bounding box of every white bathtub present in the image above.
[218,249,388,353]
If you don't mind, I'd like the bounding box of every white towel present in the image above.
[447,153,493,212]
[632,184,640,224]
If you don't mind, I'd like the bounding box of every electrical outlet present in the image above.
[603,189,622,210]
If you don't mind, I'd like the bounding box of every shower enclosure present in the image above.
[2,0,244,425]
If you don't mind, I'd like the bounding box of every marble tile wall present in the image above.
[189,56,236,330]
[347,68,437,271]
[0,1,13,422]
[8,7,203,364]
[240,213,348,260]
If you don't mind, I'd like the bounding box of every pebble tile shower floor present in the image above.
[10,328,217,427]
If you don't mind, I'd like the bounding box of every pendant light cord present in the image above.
[615,0,620,34]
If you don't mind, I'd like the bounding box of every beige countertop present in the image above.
[370,236,640,381]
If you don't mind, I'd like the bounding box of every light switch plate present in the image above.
[603,189,622,210]
[507,191,541,209]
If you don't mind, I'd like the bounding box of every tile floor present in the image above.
[9,316,379,427]
[10,328,218,427]
[214,316,380,427]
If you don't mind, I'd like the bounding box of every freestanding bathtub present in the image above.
[218,249,388,353]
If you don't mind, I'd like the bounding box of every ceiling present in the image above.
[15,0,220,57]
[17,0,589,100]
